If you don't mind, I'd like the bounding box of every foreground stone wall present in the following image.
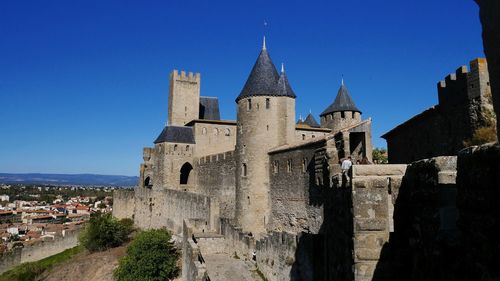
[182,220,210,281]
[0,228,80,274]
[456,143,500,280]
[133,187,216,234]
[195,151,236,219]
[350,164,407,281]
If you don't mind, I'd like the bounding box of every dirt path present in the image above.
[37,246,127,281]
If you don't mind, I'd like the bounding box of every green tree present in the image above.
[373,148,388,164]
[114,229,180,281]
[78,212,132,252]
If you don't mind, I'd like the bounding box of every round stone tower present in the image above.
[320,80,362,131]
[234,39,296,235]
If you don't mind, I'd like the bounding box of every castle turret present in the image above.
[168,70,201,126]
[320,81,362,131]
[235,39,296,235]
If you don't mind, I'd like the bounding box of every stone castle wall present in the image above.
[113,189,135,220]
[384,59,493,164]
[182,220,210,281]
[0,228,80,274]
[132,187,217,234]
[192,122,236,157]
[268,141,325,233]
[195,151,236,219]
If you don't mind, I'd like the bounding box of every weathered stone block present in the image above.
[352,165,407,177]
[355,218,386,231]
[438,171,457,184]
[353,233,388,249]
[355,248,382,261]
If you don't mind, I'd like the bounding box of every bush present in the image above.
[78,212,133,252]
[114,229,180,281]
[463,125,497,147]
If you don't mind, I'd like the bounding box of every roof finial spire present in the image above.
[281,63,285,73]
[341,74,344,86]
[299,113,303,122]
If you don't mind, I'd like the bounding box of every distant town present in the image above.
[0,183,123,254]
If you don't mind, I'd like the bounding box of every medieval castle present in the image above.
[114,37,498,281]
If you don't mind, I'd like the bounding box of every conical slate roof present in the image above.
[303,113,320,128]
[320,84,361,116]
[276,66,296,99]
[236,42,296,102]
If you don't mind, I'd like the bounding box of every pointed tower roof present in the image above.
[320,83,361,116]
[276,63,297,99]
[236,39,296,102]
[303,113,320,127]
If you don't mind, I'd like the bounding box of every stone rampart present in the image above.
[0,228,80,274]
[195,150,236,219]
[182,220,210,281]
[112,189,135,220]
[133,187,217,234]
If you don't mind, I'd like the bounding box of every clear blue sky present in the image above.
[0,0,484,176]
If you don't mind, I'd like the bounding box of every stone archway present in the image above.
[180,162,193,185]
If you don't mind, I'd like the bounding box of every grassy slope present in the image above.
[0,245,83,281]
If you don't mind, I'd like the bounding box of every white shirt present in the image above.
[341,159,352,171]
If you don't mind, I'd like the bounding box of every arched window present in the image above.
[213,128,219,136]
[202,127,207,135]
[248,99,252,110]
[186,145,190,151]
[302,134,306,140]
[352,112,355,118]
[144,176,152,188]
[174,144,178,151]
[266,98,270,109]
[180,162,193,185]
[341,111,345,118]
[224,128,231,136]
[242,163,247,177]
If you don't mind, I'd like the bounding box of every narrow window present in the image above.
[214,128,219,135]
[341,111,345,118]
[242,163,247,177]
[352,112,355,118]
[248,99,252,110]
[302,134,306,140]
[266,98,270,109]
[273,161,279,174]
[225,128,230,136]
[202,127,207,135]
[287,160,292,173]
[312,135,315,138]
[174,144,178,151]
[267,125,269,131]
[186,145,189,151]
[302,158,307,173]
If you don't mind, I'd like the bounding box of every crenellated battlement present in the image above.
[171,69,201,83]
[437,58,488,107]
[197,151,235,165]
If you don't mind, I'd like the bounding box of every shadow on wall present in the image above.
[371,155,500,281]
[290,161,354,281]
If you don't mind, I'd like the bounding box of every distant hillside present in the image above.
[0,173,138,187]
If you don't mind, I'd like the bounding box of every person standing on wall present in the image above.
[341,156,353,185]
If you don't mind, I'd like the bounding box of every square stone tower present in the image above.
[168,70,201,126]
